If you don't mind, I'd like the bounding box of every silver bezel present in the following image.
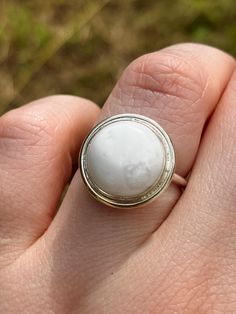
[80,114,175,208]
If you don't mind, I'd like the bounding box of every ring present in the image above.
[80,114,187,208]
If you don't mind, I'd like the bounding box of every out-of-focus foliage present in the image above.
[0,0,236,113]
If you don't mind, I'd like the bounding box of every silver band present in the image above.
[172,173,187,187]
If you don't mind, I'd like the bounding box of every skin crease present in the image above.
[1,43,236,313]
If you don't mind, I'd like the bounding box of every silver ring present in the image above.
[80,114,187,208]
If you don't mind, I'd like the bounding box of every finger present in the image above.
[169,66,236,249]
[43,44,235,293]
[118,64,236,314]
[0,95,99,265]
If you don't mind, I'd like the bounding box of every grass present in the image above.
[1,0,236,114]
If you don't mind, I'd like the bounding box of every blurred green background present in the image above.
[1,0,236,114]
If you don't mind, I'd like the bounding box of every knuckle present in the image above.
[114,47,208,122]
[0,106,57,150]
[128,50,207,102]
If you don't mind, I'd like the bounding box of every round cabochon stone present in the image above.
[86,120,165,197]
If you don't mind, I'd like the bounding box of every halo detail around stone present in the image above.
[80,114,175,208]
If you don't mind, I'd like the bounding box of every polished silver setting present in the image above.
[80,113,179,208]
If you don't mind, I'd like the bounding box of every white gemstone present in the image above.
[86,120,165,197]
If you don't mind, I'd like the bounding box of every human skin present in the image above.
[0,43,236,313]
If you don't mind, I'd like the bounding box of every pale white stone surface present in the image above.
[86,120,165,197]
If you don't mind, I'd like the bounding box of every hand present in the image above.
[1,43,236,313]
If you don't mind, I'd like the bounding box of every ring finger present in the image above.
[40,43,235,296]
